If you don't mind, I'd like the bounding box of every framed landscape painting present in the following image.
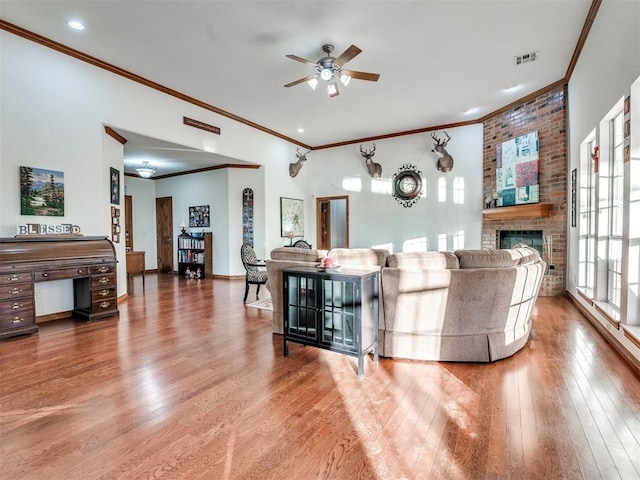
[496,131,539,206]
[19,166,65,216]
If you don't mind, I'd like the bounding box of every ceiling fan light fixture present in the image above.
[340,74,351,86]
[307,77,318,90]
[327,83,337,96]
[136,161,157,178]
[319,68,333,81]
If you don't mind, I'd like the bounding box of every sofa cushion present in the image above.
[454,249,522,268]
[387,251,459,270]
[512,246,541,266]
[270,247,326,262]
[327,248,389,267]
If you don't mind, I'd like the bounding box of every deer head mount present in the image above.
[360,143,382,178]
[431,131,454,172]
[289,148,310,178]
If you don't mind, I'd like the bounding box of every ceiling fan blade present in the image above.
[334,45,362,67]
[284,75,316,88]
[285,54,318,66]
[341,69,380,82]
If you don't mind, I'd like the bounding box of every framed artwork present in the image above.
[110,167,120,205]
[20,166,65,216]
[111,206,121,243]
[571,168,577,228]
[496,131,539,206]
[242,188,254,247]
[280,197,304,237]
[189,205,210,227]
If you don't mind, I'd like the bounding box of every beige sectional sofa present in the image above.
[266,245,545,362]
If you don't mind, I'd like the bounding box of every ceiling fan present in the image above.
[284,44,380,97]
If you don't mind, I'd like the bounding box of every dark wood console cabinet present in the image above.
[0,236,119,340]
[282,266,379,376]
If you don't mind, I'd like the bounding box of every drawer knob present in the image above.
[99,289,110,297]
[10,276,21,282]
[10,303,23,310]
[42,272,48,278]
[10,317,23,324]
[9,288,22,295]
[99,301,111,309]
[98,277,109,284]
[78,269,84,274]
[99,267,109,273]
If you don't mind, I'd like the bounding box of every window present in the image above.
[452,177,464,204]
[597,110,624,311]
[577,133,597,298]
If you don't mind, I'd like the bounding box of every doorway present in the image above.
[316,196,349,250]
[156,196,174,273]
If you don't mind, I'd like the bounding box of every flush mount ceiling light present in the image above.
[284,44,380,98]
[136,161,157,178]
[67,20,85,30]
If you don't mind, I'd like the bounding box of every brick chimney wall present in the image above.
[482,85,567,296]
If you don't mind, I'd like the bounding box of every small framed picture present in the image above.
[110,167,120,205]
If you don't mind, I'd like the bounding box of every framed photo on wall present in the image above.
[280,197,304,237]
[110,167,120,205]
[189,205,210,227]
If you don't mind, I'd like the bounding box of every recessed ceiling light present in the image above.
[67,20,85,30]
[297,127,304,133]
[463,108,478,115]
[503,84,522,93]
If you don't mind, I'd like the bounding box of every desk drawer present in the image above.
[0,282,33,301]
[91,298,117,313]
[92,286,116,302]
[34,266,90,281]
[0,312,35,331]
[1,297,34,319]
[91,264,116,275]
[0,272,33,285]
[92,273,116,288]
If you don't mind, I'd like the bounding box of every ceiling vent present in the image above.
[515,51,538,66]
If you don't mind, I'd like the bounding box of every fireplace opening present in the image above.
[499,230,543,255]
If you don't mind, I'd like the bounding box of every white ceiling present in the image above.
[1,0,593,176]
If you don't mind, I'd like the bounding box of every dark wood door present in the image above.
[317,200,331,250]
[155,197,173,273]
[124,195,133,250]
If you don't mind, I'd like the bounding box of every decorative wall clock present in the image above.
[392,164,423,207]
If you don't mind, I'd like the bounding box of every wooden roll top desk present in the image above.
[0,236,119,340]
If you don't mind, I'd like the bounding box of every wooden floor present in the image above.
[1,274,640,480]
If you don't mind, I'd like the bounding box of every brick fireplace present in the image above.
[482,85,567,296]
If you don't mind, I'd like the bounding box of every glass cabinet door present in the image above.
[287,275,317,340]
[321,278,355,348]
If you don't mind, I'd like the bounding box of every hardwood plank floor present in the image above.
[1,273,640,479]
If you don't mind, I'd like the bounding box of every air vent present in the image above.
[515,51,538,66]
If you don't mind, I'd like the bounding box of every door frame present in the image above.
[316,195,349,250]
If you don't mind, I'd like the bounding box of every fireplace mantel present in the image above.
[482,202,552,220]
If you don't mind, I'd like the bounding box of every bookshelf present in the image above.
[177,232,212,278]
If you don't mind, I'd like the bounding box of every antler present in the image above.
[360,143,376,158]
[431,132,450,147]
[296,148,310,161]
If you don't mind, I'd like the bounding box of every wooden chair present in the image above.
[293,239,311,249]
[240,244,268,302]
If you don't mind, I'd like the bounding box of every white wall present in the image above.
[292,124,484,252]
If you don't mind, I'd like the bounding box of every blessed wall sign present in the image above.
[17,223,82,236]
